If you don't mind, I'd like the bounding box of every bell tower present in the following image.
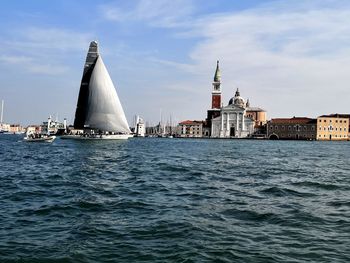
[212,60,221,109]
[205,61,222,137]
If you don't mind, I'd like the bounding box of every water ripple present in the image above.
[0,135,349,262]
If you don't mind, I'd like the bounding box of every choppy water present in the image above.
[0,135,349,262]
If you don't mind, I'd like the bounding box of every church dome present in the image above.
[234,96,245,107]
[228,88,245,107]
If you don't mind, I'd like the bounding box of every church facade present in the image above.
[211,89,255,138]
[205,61,257,138]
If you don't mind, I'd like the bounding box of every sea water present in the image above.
[0,135,349,262]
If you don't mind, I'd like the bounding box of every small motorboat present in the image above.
[24,133,56,143]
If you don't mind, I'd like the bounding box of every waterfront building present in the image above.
[267,117,317,140]
[135,116,145,137]
[245,99,267,127]
[211,89,255,138]
[177,120,204,138]
[9,124,25,134]
[316,114,349,140]
[204,61,265,138]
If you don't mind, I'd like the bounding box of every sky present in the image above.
[0,0,349,126]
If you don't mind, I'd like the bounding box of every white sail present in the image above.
[84,56,130,133]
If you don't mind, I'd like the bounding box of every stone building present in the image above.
[245,99,267,127]
[245,100,267,136]
[9,124,25,134]
[177,120,204,138]
[316,114,349,140]
[135,116,145,137]
[267,117,317,140]
[204,61,264,138]
[211,89,255,138]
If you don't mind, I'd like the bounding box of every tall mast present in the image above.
[159,108,162,134]
[170,114,172,134]
[0,100,3,124]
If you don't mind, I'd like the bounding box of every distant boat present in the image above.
[24,134,56,143]
[62,41,132,140]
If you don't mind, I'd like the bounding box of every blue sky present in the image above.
[1,0,350,126]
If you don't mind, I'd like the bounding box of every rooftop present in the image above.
[319,114,350,118]
[179,120,204,125]
[269,117,316,124]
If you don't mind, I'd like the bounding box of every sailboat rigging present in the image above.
[63,41,132,140]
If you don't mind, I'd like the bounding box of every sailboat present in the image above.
[0,100,9,134]
[62,41,132,140]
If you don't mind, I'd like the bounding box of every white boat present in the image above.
[24,134,56,143]
[62,41,132,140]
[61,134,133,140]
[0,100,10,133]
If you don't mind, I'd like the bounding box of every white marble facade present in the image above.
[211,89,254,138]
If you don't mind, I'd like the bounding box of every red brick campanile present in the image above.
[212,60,221,109]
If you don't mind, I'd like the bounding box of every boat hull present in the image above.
[24,136,56,143]
[60,134,133,140]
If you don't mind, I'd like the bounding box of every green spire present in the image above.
[214,60,221,82]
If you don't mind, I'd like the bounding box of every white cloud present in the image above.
[0,55,33,64]
[0,54,69,75]
[3,27,93,53]
[95,0,350,121]
[100,0,195,27]
[0,27,93,75]
[170,1,350,118]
